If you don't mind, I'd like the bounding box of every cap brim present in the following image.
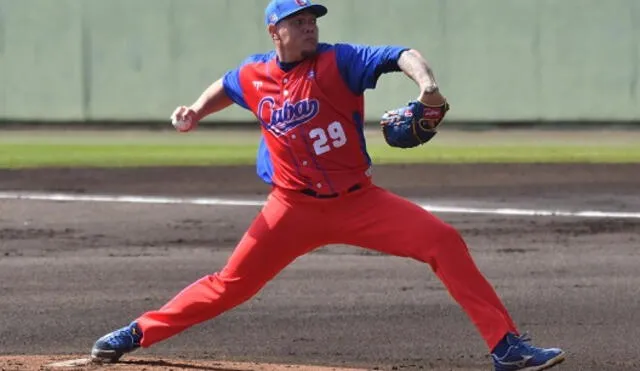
[279,4,327,23]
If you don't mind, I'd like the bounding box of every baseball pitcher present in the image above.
[90,1,565,370]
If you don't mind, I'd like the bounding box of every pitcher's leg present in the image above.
[420,220,518,350]
[135,192,322,347]
[339,187,517,351]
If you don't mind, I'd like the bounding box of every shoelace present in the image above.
[493,332,534,360]
[516,332,532,344]
[105,328,136,348]
[512,332,544,354]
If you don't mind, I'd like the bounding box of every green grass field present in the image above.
[1,129,639,168]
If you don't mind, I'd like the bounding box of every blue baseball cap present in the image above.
[264,0,328,26]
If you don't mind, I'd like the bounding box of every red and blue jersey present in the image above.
[222,43,407,194]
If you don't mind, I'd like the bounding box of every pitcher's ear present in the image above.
[267,24,279,40]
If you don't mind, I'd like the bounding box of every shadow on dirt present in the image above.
[115,359,252,371]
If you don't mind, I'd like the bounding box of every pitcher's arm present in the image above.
[397,49,446,105]
[189,78,234,121]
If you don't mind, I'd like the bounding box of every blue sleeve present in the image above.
[222,52,275,110]
[222,68,249,110]
[334,43,410,95]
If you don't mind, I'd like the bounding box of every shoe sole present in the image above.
[90,348,123,363]
[522,352,566,371]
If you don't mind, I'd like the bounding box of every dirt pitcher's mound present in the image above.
[0,356,369,371]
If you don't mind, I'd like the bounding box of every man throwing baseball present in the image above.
[91,1,565,370]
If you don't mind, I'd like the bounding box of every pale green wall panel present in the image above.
[0,2,4,118]
[628,0,639,118]
[0,0,83,120]
[538,0,637,120]
[442,0,539,121]
[0,0,638,122]
[169,0,273,122]
[85,0,181,120]
[84,0,272,121]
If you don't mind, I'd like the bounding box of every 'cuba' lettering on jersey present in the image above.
[258,97,320,135]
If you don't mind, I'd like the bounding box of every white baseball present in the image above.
[171,116,191,131]
[170,106,194,131]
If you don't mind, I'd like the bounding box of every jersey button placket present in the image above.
[282,74,307,183]
[282,76,289,98]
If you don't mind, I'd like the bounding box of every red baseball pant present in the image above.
[136,184,518,350]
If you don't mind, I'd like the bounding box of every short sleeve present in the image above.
[222,51,276,111]
[334,43,410,95]
[222,68,249,110]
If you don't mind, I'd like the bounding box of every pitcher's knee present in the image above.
[414,223,469,273]
[432,222,469,254]
[409,222,467,263]
[203,272,266,308]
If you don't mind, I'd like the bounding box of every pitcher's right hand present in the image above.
[170,106,198,132]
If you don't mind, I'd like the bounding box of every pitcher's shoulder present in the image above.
[238,50,278,68]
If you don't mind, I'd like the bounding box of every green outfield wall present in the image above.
[0,0,638,123]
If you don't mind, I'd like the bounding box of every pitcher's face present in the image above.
[272,11,319,60]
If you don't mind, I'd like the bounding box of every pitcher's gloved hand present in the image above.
[380,98,450,148]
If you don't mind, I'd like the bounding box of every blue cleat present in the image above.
[91,321,142,363]
[492,333,565,371]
